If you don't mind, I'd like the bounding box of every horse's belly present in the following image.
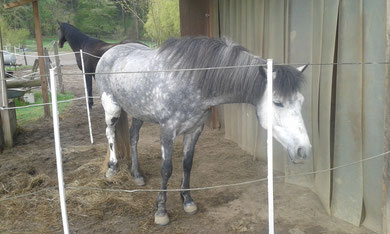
[112,89,172,123]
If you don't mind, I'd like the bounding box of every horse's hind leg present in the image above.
[180,124,204,215]
[129,118,145,186]
[101,92,121,178]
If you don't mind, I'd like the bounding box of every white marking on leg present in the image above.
[161,146,165,160]
[102,92,121,166]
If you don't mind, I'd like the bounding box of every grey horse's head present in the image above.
[257,64,311,163]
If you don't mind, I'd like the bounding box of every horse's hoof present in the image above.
[183,202,198,215]
[134,177,145,186]
[105,168,118,178]
[154,213,170,226]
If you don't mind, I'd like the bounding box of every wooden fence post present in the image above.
[21,45,27,66]
[0,29,13,148]
[32,0,50,118]
[43,48,51,90]
[53,41,64,94]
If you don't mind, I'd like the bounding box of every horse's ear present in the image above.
[263,67,277,79]
[296,64,308,73]
[57,20,61,25]
[67,20,70,24]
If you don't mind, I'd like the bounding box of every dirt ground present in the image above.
[0,65,372,233]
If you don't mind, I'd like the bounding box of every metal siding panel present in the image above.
[270,0,287,171]
[361,0,386,232]
[253,0,266,162]
[315,0,340,215]
[267,0,285,61]
[285,0,314,188]
[219,1,230,139]
[222,0,230,37]
[255,0,265,56]
[311,0,325,212]
[332,0,364,226]
[232,1,240,145]
[246,0,257,156]
[239,1,255,154]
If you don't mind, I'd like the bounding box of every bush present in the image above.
[144,0,180,45]
[0,18,30,47]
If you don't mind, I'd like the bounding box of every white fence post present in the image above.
[266,59,274,234]
[79,49,94,144]
[50,68,70,234]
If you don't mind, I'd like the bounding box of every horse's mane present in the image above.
[158,37,303,102]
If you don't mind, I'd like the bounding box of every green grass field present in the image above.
[24,37,72,52]
[15,91,74,126]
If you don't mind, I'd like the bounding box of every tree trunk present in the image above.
[133,0,139,40]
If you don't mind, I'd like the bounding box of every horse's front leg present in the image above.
[86,74,94,108]
[155,128,175,225]
[129,118,145,186]
[181,124,204,215]
[101,92,121,178]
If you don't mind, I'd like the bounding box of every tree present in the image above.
[74,0,120,37]
[144,0,180,45]
[112,0,149,40]
[0,17,29,47]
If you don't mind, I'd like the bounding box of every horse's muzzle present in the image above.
[288,145,311,164]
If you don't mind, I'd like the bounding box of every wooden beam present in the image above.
[0,29,13,148]
[3,0,36,9]
[32,0,50,118]
[6,78,41,88]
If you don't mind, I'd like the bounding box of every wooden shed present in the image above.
[179,0,390,233]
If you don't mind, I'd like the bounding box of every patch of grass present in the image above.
[24,37,72,52]
[15,91,74,126]
[5,65,33,72]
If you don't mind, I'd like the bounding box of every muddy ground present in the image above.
[0,65,371,233]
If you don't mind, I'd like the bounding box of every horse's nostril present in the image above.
[297,147,304,158]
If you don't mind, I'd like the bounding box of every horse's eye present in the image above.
[273,101,284,107]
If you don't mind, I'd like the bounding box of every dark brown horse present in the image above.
[57,21,144,108]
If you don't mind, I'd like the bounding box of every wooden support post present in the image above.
[180,0,220,129]
[43,48,50,89]
[53,41,64,94]
[21,45,27,65]
[0,29,13,148]
[32,0,50,118]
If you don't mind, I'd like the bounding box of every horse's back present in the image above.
[95,43,157,102]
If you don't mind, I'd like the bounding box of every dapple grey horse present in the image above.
[95,37,311,225]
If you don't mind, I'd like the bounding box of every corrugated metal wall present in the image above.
[214,0,387,232]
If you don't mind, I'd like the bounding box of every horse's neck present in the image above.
[66,31,90,52]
